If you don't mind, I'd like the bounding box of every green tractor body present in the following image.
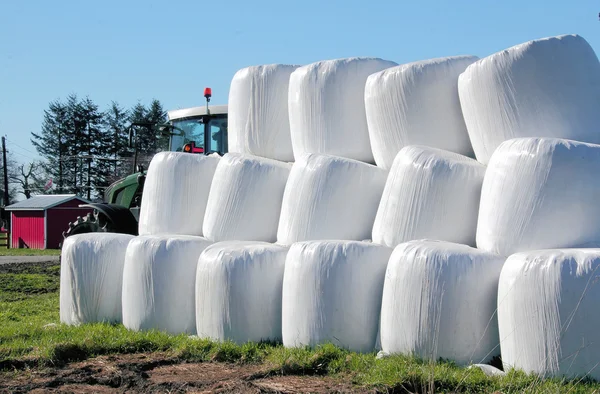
[62,102,228,240]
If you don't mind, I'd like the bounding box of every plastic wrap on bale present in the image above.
[288,57,397,163]
[365,56,477,169]
[195,241,288,344]
[380,240,505,365]
[138,152,220,236]
[122,235,212,335]
[203,153,291,242]
[458,34,600,164]
[60,233,134,325]
[498,249,600,380]
[477,138,600,257]
[277,154,387,245]
[282,240,392,353]
[228,64,300,162]
[372,146,485,248]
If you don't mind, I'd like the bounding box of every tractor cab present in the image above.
[167,88,228,155]
[167,103,228,155]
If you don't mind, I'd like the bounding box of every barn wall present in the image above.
[46,207,94,249]
[11,211,45,249]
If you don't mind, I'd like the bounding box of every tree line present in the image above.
[9,94,169,201]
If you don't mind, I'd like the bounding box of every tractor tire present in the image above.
[60,212,109,248]
[60,204,138,249]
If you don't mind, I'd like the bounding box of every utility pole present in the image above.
[2,136,9,208]
[58,129,63,193]
[86,120,91,200]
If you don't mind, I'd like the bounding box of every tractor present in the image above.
[62,89,228,240]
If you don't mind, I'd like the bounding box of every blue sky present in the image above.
[1,0,598,164]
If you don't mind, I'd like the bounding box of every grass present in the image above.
[0,248,61,256]
[1,263,600,393]
[0,228,61,255]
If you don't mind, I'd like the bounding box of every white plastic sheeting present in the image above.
[282,241,392,353]
[380,240,505,365]
[277,154,387,245]
[468,364,506,377]
[477,138,600,257]
[60,233,134,325]
[203,153,291,242]
[458,34,600,164]
[365,56,478,169]
[122,235,212,335]
[288,57,398,163]
[195,241,289,344]
[498,249,600,380]
[139,152,220,235]
[138,152,220,236]
[372,146,485,248]
[228,64,300,161]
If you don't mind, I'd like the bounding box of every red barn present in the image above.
[5,194,92,249]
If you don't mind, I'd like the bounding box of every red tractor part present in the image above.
[183,141,205,154]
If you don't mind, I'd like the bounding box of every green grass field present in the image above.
[1,262,599,393]
[0,248,61,256]
[0,231,61,255]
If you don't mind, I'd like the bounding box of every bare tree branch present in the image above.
[11,161,46,199]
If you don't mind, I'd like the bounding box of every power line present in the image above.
[4,138,38,155]
[10,146,38,159]
[3,140,39,162]
[7,149,37,161]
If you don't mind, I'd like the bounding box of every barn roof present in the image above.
[5,194,90,211]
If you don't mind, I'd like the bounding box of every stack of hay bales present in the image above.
[59,33,600,381]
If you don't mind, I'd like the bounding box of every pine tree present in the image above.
[33,95,107,199]
[103,101,131,182]
[146,99,168,151]
[65,94,85,195]
[127,100,168,171]
[78,96,105,199]
[31,99,69,194]
[32,97,170,200]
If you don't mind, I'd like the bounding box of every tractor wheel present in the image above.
[60,204,138,249]
[60,211,112,248]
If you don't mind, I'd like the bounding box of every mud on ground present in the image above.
[0,261,59,275]
[0,353,371,393]
[0,262,368,393]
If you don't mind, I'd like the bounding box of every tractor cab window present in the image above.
[169,117,204,152]
[207,116,228,154]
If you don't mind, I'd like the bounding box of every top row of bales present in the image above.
[228,34,600,168]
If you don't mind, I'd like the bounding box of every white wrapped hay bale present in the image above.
[365,56,478,169]
[289,57,398,162]
[203,153,291,242]
[372,146,485,248]
[277,154,387,245]
[282,241,392,352]
[122,235,212,335]
[477,138,600,256]
[60,233,134,325]
[228,64,300,162]
[138,152,220,236]
[380,240,505,365]
[195,241,289,344]
[498,249,600,380]
[458,34,600,164]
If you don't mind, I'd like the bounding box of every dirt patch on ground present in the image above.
[0,261,59,276]
[0,353,369,393]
